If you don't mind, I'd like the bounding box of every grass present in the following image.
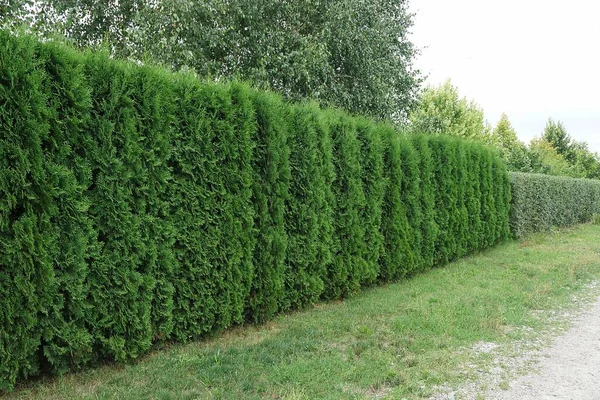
[6,224,600,400]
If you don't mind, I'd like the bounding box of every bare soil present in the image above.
[488,295,600,400]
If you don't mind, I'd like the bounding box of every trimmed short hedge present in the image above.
[509,172,600,238]
[0,31,511,390]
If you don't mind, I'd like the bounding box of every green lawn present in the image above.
[7,225,600,400]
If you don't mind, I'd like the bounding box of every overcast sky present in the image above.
[409,0,600,153]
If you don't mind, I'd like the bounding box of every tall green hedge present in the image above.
[37,40,98,373]
[380,129,413,281]
[246,91,290,323]
[509,172,600,238]
[325,111,367,299]
[0,32,512,391]
[283,104,332,310]
[356,119,385,286]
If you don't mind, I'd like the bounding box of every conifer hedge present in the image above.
[0,32,511,390]
[509,172,600,238]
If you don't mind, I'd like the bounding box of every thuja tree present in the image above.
[356,119,385,285]
[0,31,514,391]
[324,111,367,299]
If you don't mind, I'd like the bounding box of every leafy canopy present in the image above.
[408,82,600,180]
[542,119,573,159]
[528,137,578,177]
[490,113,532,172]
[409,80,490,142]
[4,0,423,124]
[539,118,600,179]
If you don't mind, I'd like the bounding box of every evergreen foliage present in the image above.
[283,104,332,310]
[356,120,385,285]
[398,138,422,275]
[0,33,56,390]
[428,136,456,265]
[168,78,255,341]
[0,32,511,390]
[325,111,367,299]
[246,91,290,323]
[83,52,156,362]
[380,129,413,281]
[411,135,437,271]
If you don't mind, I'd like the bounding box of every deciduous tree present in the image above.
[5,0,422,123]
[409,80,491,142]
[529,137,579,177]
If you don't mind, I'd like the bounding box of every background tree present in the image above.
[409,80,491,142]
[4,0,423,124]
[489,113,532,172]
[540,119,600,179]
[1,1,63,37]
[529,137,579,177]
[542,119,573,161]
[0,0,26,28]
[570,140,600,179]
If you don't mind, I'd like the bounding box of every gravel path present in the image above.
[489,295,600,400]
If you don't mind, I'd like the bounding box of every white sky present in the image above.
[409,0,600,153]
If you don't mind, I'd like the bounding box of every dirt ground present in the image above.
[488,295,600,400]
[430,283,600,400]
